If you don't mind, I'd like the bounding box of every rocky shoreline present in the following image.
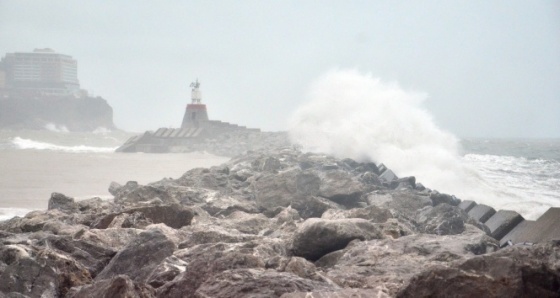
[0,148,559,297]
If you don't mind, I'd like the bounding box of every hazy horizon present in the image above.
[1,1,559,138]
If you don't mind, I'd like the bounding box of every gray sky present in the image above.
[1,0,559,138]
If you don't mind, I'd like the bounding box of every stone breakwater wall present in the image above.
[0,148,559,297]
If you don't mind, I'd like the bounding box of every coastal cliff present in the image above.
[0,95,115,131]
[0,148,559,297]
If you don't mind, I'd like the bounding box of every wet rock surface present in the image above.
[1,147,558,297]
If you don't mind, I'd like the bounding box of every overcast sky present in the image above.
[1,0,559,138]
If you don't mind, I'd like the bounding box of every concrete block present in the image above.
[484,210,524,240]
[154,128,166,137]
[169,128,182,138]
[377,163,388,174]
[499,220,536,247]
[458,200,477,212]
[468,204,496,223]
[379,169,398,183]
[499,207,560,246]
[533,208,560,243]
[162,128,174,138]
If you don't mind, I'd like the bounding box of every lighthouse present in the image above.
[181,79,209,128]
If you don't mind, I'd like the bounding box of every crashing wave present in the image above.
[11,137,117,153]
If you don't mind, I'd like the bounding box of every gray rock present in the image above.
[95,229,176,283]
[415,204,468,235]
[0,246,93,297]
[156,241,275,297]
[253,170,300,211]
[47,192,77,212]
[35,235,116,277]
[390,176,416,190]
[108,181,123,196]
[323,225,498,296]
[114,185,178,205]
[367,191,432,219]
[318,170,364,207]
[291,218,383,261]
[429,191,461,206]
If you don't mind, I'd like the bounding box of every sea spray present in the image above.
[288,70,542,218]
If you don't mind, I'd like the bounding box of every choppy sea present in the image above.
[0,129,558,221]
[0,129,229,221]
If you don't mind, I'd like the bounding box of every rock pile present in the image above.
[1,148,559,297]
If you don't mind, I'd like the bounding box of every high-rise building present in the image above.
[0,48,80,96]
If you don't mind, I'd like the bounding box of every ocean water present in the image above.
[0,129,229,221]
[289,70,560,220]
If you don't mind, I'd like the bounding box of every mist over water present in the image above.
[289,70,547,218]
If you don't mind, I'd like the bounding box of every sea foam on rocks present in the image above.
[0,147,558,297]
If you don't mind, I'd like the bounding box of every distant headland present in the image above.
[0,49,115,131]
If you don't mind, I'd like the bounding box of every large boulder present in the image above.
[34,235,116,278]
[155,240,279,297]
[321,225,499,296]
[291,218,383,261]
[95,229,176,283]
[47,192,77,212]
[317,170,364,207]
[415,203,469,235]
[252,170,301,211]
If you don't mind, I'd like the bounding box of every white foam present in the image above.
[464,153,560,219]
[288,70,556,219]
[45,123,69,133]
[93,127,112,134]
[11,137,117,153]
